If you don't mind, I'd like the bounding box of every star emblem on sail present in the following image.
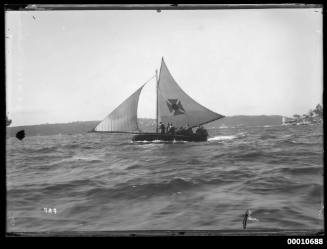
[166,99,185,115]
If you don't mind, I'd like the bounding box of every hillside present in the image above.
[6,121,99,138]
[208,115,282,128]
[6,116,283,138]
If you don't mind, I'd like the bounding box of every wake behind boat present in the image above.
[92,58,225,142]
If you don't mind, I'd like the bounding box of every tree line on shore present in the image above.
[290,104,323,124]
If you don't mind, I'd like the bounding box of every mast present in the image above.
[155,69,159,133]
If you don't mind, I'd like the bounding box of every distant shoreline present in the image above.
[7,115,283,128]
[6,115,285,137]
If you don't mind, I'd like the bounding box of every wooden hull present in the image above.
[132,133,207,142]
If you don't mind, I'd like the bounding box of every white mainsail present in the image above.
[94,85,145,132]
[157,59,224,128]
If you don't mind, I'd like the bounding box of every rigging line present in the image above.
[141,74,156,86]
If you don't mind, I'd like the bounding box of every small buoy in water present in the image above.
[16,130,25,140]
[243,209,258,229]
[243,209,249,229]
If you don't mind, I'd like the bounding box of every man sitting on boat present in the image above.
[185,124,193,136]
[166,123,171,134]
[168,123,176,135]
[159,122,165,134]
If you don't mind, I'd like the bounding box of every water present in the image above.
[6,124,324,232]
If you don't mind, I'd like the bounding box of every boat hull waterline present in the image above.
[132,133,208,142]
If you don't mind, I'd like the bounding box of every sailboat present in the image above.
[92,58,225,142]
[282,116,297,126]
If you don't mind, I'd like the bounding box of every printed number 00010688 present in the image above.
[287,238,323,245]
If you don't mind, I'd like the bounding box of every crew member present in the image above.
[159,122,165,134]
[169,123,176,135]
[176,126,185,135]
[166,123,171,134]
[195,125,201,135]
[185,124,193,135]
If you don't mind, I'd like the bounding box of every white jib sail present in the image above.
[94,85,145,132]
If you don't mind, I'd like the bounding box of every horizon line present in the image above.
[6,114,287,128]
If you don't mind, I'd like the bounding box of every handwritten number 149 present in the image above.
[43,208,57,214]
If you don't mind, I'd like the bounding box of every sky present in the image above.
[6,8,323,126]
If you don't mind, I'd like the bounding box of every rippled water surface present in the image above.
[6,124,324,232]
